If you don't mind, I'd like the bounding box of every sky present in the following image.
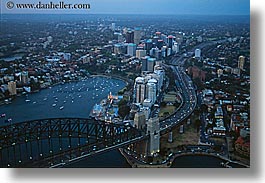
[1,0,250,15]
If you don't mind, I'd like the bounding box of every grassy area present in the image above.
[161,125,199,150]
[159,105,176,118]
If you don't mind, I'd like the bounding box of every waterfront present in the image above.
[0,76,126,124]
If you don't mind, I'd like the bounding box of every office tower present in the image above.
[157,40,163,49]
[147,58,156,72]
[125,31,134,43]
[145,39,153,53]
[167,35,174,48]
[172,42,179,53]
[195,49,201,58]
[167,48,172,56]
[155,32,161,39]
[114,32,123,42]
[134,111,146,129]
[136,50,147,59]
[8,81,17,96]
[176,32,184,44]
[20,71,29,85]
[161,34,167,43]
[135,77,146,103]
[161,46,167,57]
[111,23,115,31]
[141,56,149,72]
[154,47,161,59]
[149,48,156,57]
[147,79,157,104]
[238,56,245,70]
[127,43,137,56]
[147,117,160,156]
[153,36,159,45]
[134,28,142,45]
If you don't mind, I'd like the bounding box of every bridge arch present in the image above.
[0,118,144,167]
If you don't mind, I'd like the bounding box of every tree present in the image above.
[118,105,130,119]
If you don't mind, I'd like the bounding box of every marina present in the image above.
[0,76,126,125]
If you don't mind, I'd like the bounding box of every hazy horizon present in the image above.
[1,0,250,15]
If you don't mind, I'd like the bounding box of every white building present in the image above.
[136,50,147,59]
[147,80,157,104]
[127,43,137,57]
[135,77,146,104]
[195,49,201,58]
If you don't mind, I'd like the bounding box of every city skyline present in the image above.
[1,0,250,15]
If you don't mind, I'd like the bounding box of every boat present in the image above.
[60,106,64,110]
[52,104,57,107]
[25,99,31,102]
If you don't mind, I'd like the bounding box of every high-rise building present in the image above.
[127,43,137,56]
[8,81,17,96]
[114,43,126,55]
[125,31,134,43]
[111,23,116,31]
[155,32,161,39]
[238,56,245,70]
[157,40,163,49]
[147,58,156,72]
[134,111,146,129]
[135,77,146,104]
[20,71,29,85]
[136,50,147,59]
[134,28,142,45]
[154,48,161,59]
[167,35,175,48]
[175,32,184,44]
[147,79,157,104]
[147,117,160,156]
[172,42,179,53]
[145,39,153,52]
[141,56,150,72]
[195,49,201,58]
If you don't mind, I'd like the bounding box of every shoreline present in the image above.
[0,74,129,107]
[120,148,249,168]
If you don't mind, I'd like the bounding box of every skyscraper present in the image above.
[147,58,156,72]
[145,39,153,53]
[238,55,245,70]
[134,28,142,45]
[167,35,175,48]
[125,31,134,43]
[136,50,147,59]
[135,77,146,104]
[111,23,116,31]
[127,43,137,56]
[147,79,157,104]
[172,42,179,53]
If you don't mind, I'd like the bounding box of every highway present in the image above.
[159,40,227,133]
